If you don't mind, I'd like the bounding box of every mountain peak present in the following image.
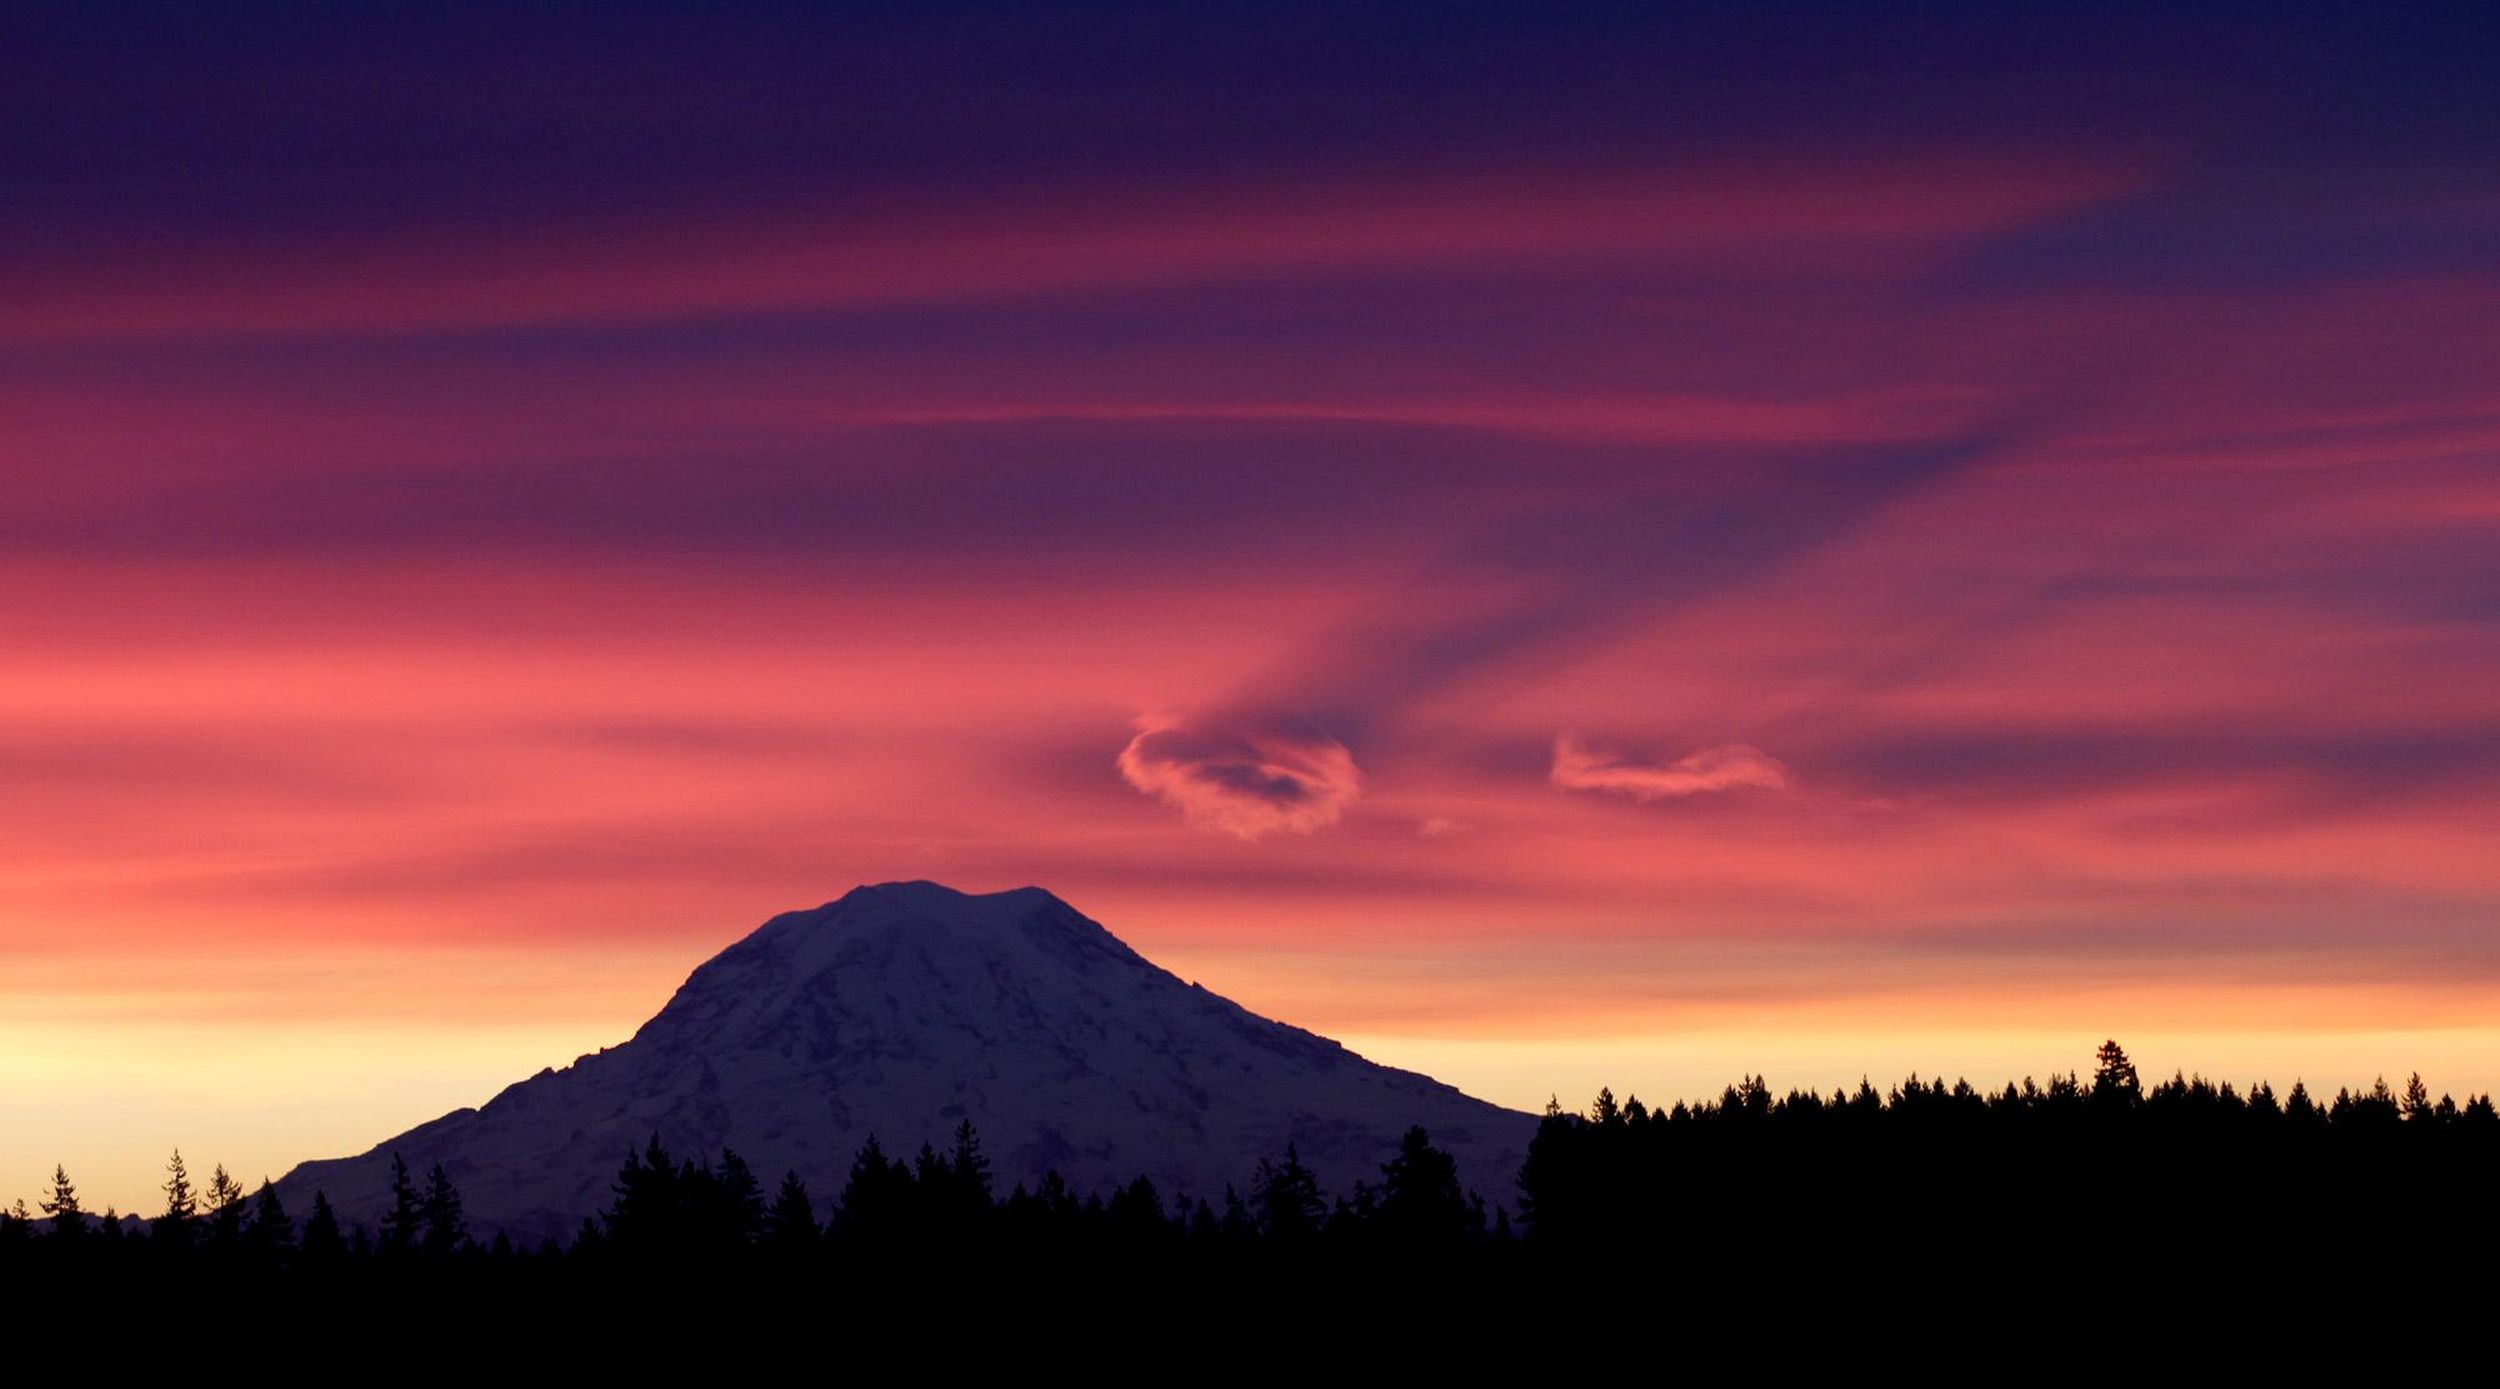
[276,884,1534,1239]
[732,879,1145,979]
[845,879,1071,920]
[769,881,1086,938]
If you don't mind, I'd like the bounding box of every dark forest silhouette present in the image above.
[7,1043,2494,1308]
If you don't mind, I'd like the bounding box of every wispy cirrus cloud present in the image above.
[1116,715,1363,840]
[1551,735,1792,801]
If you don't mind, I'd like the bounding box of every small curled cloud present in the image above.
[1117,715,1363,839]
[1551,734,1792,800]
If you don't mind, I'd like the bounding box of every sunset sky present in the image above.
[7,4,2497,1212]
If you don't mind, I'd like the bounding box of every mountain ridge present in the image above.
[276,882,1536,1238]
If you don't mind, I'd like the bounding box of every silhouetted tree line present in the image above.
[0,1146,490,1278]
[0,1119,1491,1286]
[1515,1040,2500,1293]
[7,1043,2493,1301]
[567,1119,1493,1277]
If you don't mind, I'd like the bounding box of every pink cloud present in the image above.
[1117,715,1363,839]
[1551,735,1793,800]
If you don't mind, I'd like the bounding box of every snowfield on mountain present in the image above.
[277,881,1536,1238]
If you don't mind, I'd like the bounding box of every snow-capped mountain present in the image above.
[276,882,1536,1237]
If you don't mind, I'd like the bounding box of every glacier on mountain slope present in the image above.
[276,882,1538,1238]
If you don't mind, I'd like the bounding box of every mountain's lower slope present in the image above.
[277,882,1535,1237]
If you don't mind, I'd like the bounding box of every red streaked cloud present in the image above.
[1,158,2138,348]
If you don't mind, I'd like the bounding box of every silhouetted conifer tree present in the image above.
[40,1164,85,1241]
[1514,1109,1581,1238]
[765,1171,818,1251]
[912,1140,948,1215]
[711,1148,765,1247]
[1732,1075,1773,1118]
[2401,1073,2434,1121]
[834,1135,911,1247]
[205,1164,248,1248]
[247,1181,295,1258]
[378,1154,421,1256]
[2091,1040,2141,1109]
[155,1149,198,1248]
[301,1192,345,1263]
[1379,1126,1468,1246]
[1034,1171,1078,1222]
[1219,1185,1253,1242]
[950,1119,994,1212]
[419,1163,468,1257]
[1250,1144,1325,1241]
[604,1135,688,1254]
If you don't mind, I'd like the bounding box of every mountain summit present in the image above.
[277,882,1535,1237]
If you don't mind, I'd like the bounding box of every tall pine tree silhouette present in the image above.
[765,1172,819,1256]
[711,1149,765,1248]
[378,1154,421,1257]
[155,1149,198,1248]
[301,1192,345,1263]
[247,1181,295,1260]
[205,1164,248,1248]
[40,1165,85,1241]
[419,1164,468,1257]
